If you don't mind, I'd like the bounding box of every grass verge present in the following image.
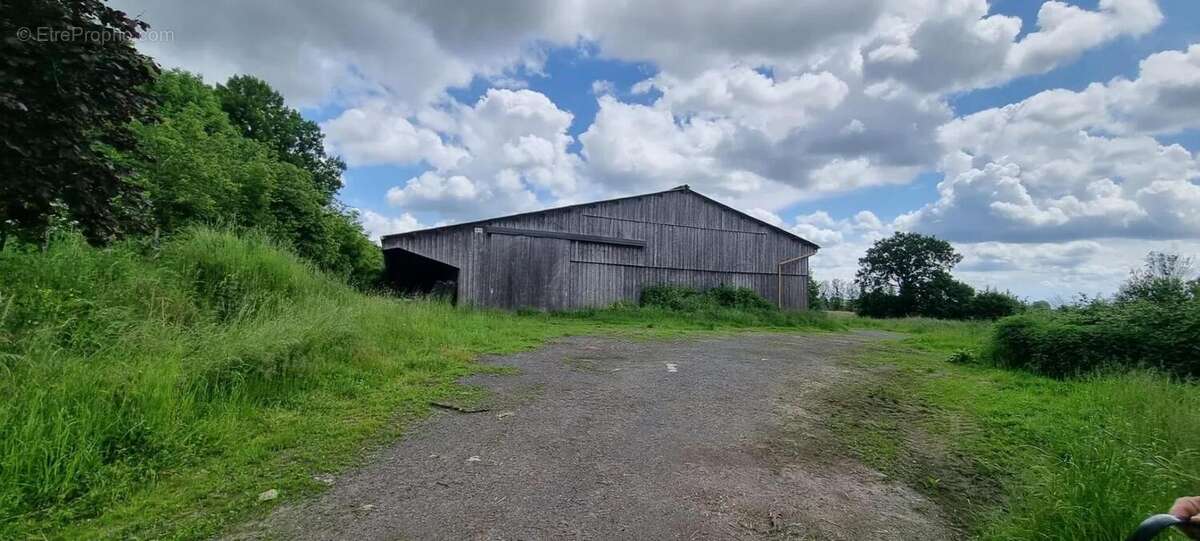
[818,319,1200,539]
[0,229,839,539]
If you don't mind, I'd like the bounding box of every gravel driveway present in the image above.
[245,332,950,540]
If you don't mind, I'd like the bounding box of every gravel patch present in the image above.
[241,331,950,540]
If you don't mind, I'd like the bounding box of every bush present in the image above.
[856,281,1023,321]
[639,284,774,312]
[914,273,974,319]
[990,299,1200,379]
[854,289,911,318]
[968,290,1023,320]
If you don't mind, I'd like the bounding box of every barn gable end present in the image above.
[381,186,817,310]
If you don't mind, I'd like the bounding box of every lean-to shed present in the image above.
[381,186,819,310]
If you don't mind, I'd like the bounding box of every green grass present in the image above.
[822,319,1200,539]
[550,302,845,331]
[9,230,1191,540]
[0,229,839,539]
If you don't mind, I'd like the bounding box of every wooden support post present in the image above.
[776,255,808,309]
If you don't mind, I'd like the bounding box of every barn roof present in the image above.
[380,185,820,249]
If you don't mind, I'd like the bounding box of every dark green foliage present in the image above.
[807,276,824,309]
[623,284,842,328]
[855,288,911,318]
[856,232,962,294]
[855,232,966,319]
[968,289,1023,320]
[914,272,974,319]
[0,0,159,244]
[814,278,857,311]
[215,75,346,198]
[858,281,1021,321]
[1027,300,1053,311]
[119,71,381,285]
[945,349,977,365]
[989,252,1200,379]
[853,232,1020,320]
[1116,252,1198,305]
[640,284,774,312]
[990,299,1200,379]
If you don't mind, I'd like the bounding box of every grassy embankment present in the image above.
[5,228,1195,539]
[822,318,1200,539]
[0,229,839,539]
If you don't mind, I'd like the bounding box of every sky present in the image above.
[113,0,1200,301]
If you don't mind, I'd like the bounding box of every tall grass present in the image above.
[828,320,1200,539]
[0,229,844,538]
[560,283,844,331]
[0,229,576,538]
[981,372,1200,540]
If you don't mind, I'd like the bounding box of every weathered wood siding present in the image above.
[382,189,816,310]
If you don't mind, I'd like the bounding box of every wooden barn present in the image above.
[380,186,819,311]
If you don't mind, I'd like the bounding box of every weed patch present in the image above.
[819,321,1200,539]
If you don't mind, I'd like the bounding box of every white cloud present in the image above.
[355,88,586,221]
[574,0,891,76]
[355,209,423,242]
[863,0,1162,93]
[792,210,893,286]
[953,238,1200,300]
[643,67,849,141]
[322,101,467,169]
[387,172,481,208]
[1006,0,1162,78]
[591,80,615,95]
[112,0,575,108]
[113,0,1199,298]
[901,44,1200,243]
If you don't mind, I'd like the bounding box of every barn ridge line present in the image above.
[380,185,820,250]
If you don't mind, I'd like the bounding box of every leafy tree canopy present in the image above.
[0,0,158,245]
[914,271,974,319]
[855,232,963,294]
[215,75,346,198]
[851,232,1022,320]
[121,70,379,284]
[1116,251,1199,304]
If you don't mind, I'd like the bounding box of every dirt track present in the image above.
[243,332,950,540]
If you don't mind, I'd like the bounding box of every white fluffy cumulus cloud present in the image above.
[900,44,1200,243]
[863,0,1162,93]
[341,88,586,221]
[113,0,1200,296]
[116,0,1168,216]
[354,208,423,242]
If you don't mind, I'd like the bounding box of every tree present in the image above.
[1028,300,1053,311]
[968,289,1024,319]
[807,275,823,310]
[855,232,963,297]
[914,271,974,319]
[854,232,965,318]
[1116,252,1198,304]
[1,0,159,245]
[215,75,346,198]
[121,70,380,284]
[827,278,856,311]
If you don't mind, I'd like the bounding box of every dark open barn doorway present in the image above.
[383,248,460,303]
